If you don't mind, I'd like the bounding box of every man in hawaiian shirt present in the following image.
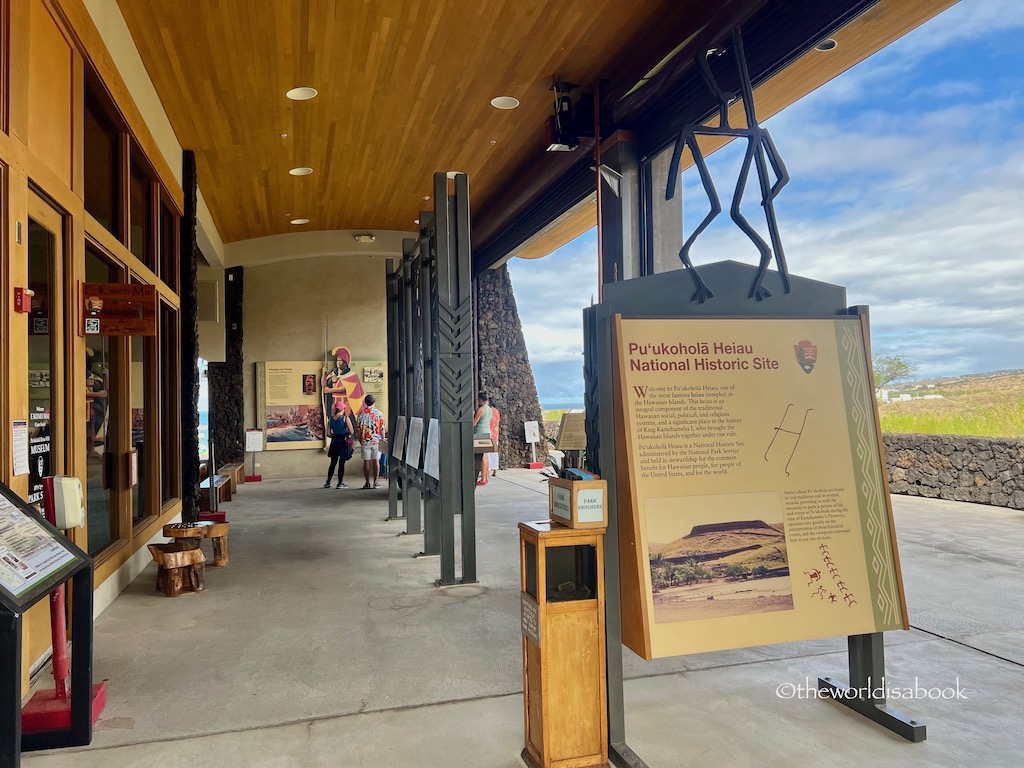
[356,394,386,488]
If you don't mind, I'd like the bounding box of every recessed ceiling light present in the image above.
[414,219,420,225]
[286,86,318,101]
[490,140,497,145]
[423,195,430,200]
[290,218,310,225]
[280,133,288,139]
[289,167,314,176]
[490,96,520,110]
[815,38,838,51]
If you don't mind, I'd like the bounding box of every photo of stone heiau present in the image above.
[647,518,794,623]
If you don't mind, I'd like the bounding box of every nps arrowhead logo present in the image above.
[794,340,817,374]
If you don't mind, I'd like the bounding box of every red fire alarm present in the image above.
[14,287,34,313]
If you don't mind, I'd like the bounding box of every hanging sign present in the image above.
[81,283,158,336]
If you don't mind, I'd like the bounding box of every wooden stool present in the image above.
[148,543,206,597]
[163,521,230,567]
[204,522,230,567]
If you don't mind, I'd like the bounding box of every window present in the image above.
[84,86,119,237]
[27,221,55,507]
[129,154,153,267]
[160,200,179,291]
[160,302,180,504]
[84,245,120,555]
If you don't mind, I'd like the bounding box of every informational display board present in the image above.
[0,483,84,607]
[555,411,587,451]
[424,418,440,480]
[256,361,325,451]
[257,356,388,452]
[613,315,907,659]
[407,417,424,470]
[524,420,540,444]
[245,429,265,453]
[392,416,408,461]
[11,420,28,477]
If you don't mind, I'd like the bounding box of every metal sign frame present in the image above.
[0,482,96,764]
[386,172,477,586]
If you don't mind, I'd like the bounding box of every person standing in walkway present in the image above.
[487,396,501,478]
[473,392,492,486]
[357,394,386,489]
[324,406,355,488]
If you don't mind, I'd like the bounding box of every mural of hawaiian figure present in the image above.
[322,346,367,421]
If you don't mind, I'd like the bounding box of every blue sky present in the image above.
[508,1,1024,409]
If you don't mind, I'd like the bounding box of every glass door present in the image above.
[25,191,67,673]
[84,245,124,555]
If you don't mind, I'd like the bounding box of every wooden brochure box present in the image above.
[547,477,607,529]
[519,521,608,768]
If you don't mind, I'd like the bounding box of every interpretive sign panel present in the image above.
[524,420,540,444]
[0,483,84,608]
[393,416,408,461]
[613,315,907,659]
[424,418,440,479]
[555,411,586,451]
[407,417,424,470]
[256,361,325,451]
[245,430,265,453]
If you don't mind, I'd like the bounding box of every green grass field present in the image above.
[878,371,1024,438]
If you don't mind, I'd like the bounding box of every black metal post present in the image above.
[0,611,22,768]
[401,252,423,527]
[386,257,403,520]
[453,173,477,584]
[420,218,443,556]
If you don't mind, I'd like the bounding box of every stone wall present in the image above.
[883,434,1024,508]
[208,266,245,465]
[476,264,547,467]
[543,421,1024,510]
[179,151,201,523]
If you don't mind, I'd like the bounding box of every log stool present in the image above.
[163,521,230,567]
[148,543,206,597]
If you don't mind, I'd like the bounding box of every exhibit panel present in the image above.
[612,314,907,659]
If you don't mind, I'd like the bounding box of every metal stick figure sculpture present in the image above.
[666,29,791,303]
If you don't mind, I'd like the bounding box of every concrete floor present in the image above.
[22,469,1024,767]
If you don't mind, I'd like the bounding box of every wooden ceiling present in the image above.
[116,0,726,244]
[117,0,956,259]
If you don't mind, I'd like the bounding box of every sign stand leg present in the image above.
[1,613,22,767]
[817,632,926,742]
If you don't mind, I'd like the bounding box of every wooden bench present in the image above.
[148,543,206,597]
[218,462,245,494]
[200,475,232,510]
[163,522,230,567]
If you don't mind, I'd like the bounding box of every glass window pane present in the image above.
[85,246,119,555]
[160,202,178,292]
[161,304,180,504]
[84,88,119,237]
[131,333,149,521]
[27,222,54,507]
[129,158,152,266]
